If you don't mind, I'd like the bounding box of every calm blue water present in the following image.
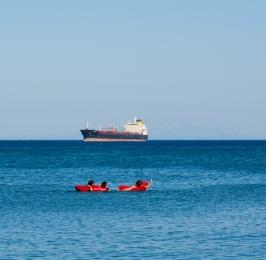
[0,141,265,259]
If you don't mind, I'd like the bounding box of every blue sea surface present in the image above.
[0,141,265,259]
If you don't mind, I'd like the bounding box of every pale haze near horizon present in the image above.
[0,1,265,140]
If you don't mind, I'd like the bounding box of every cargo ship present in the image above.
[80,118,148,142]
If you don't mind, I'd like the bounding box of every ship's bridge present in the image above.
[124,118,148,135]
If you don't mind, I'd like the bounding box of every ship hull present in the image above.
[80,129,148,142]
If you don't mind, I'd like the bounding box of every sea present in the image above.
[0,140,265,259]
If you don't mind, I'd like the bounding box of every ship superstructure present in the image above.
[80,118,148,142]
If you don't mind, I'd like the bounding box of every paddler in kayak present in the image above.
[87,180,109,191]
[101,181,108,189]
[118,180,151,191]
[75,180,109,192]
[87,180,95,191]
[91,181,109,192]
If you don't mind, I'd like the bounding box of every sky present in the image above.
[0,0,265,140]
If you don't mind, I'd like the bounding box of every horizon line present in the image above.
[0,139,266,142]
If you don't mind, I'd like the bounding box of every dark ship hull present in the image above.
[80,129,148,142]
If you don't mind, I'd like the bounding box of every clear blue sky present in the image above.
[0,0,265,139]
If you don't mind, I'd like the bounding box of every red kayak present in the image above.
[75,185,109,192]
[118,185,147,191]
[118,180,150,192]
